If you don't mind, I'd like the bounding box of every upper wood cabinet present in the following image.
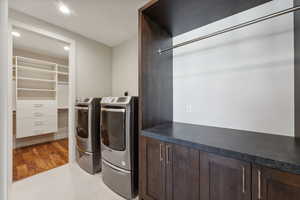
[252,165,300,200]
[200,152,251,200]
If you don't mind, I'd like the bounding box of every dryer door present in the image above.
[101,107,126,151]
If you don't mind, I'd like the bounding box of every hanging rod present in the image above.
[158,5,300,54]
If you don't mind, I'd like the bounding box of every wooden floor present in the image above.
[13,139,69,181]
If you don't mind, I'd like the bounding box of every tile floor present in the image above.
[11,163,127,200]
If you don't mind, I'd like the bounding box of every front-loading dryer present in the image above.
[100,96,138,199]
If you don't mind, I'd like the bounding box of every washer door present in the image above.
[75,106,92,151]
[76,106,89,139]
[101,108,126,151]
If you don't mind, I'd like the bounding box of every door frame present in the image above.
[0,0,9,199]
[7,20,77,193]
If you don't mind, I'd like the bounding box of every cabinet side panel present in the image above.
[295,0,300,138]
[138,12,173,130]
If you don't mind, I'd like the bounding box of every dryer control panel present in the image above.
[101,96,132,105]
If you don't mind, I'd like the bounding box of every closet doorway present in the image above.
[9,23,76,182]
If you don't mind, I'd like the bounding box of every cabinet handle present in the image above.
[166,145,170,164]
[242,167,246,193]
[160,144,163,162]
[258,170,262,200]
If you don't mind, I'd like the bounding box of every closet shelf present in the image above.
[58,81,69,85]
[18,77,56,83]
[17,65,56,74]
[18,88,56,92]
[57,72,69,75]
[57,64,69,69]
[15,56,57,66]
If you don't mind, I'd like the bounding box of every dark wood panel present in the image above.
[252,165,300,200]
[142,0,272,37]
[200,152,251,200]
[138,10,173,130]
[139,136,166,200]
[295,0,300,138]
[166,143,199,200]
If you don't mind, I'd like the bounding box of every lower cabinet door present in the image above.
[252,165,300,200]
[139,136,166,200]
[16,117,34,138]
[165,143,200,200]
[200,152,251,200]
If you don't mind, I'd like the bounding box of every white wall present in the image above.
[9,9,112,98]
[173,0,294,136]
[0,0,9,199]
[112,37,138,96]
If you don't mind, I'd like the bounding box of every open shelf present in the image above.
[18,77,56,83]
[57,72,68,75]
[16,56,57,66]
[17,65,57,74]
[58,81,69,85]
[18,88,56,92]
[14,55,69,105]
[58,64,68,68]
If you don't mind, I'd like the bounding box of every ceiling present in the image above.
[13,27,69,59]
[9,0,148,47]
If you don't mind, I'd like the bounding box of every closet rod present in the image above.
[158,5,300,54]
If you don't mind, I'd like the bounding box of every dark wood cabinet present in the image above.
[139,136,300,200]
[139,136,166,200]
[252,165,300,200]
[200,152,251,200]
[165,143,200,200]
[139,137,200,200]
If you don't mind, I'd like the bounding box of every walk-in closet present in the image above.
[12,27,70,181]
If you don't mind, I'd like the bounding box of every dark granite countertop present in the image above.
[141,122,300,174]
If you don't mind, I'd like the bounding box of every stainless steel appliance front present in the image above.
[100,96,138,199]
[75,98,101,174]
[102,160,132,199]
[75,104,93,152]
[101,105,131,170]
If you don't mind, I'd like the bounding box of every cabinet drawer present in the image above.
[16,116,58,138]
[17,100,57,118]
[16,118,35,138]
[31,117,57,134]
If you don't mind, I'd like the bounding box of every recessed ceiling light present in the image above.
[12,31,21,37]
[64,46,70,51]
[58,2,71,15]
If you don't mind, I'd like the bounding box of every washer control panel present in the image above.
[101,96,131,105]
[76,97,93,105]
